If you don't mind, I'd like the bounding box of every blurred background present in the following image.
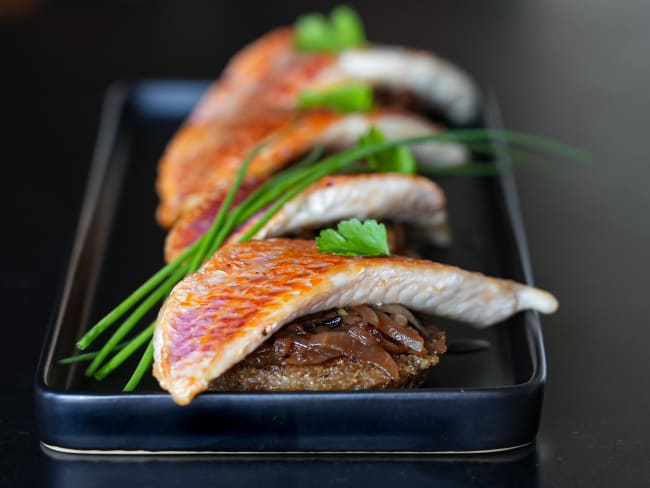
[1,1,649,486]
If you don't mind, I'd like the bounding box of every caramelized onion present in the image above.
[356,305,380,326]
[374,311,425,353]
[247,305,430,379]
[377,304,428,338]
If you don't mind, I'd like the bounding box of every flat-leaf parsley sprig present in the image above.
[316,219,390,257]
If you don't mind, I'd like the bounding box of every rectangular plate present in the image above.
[36,80,546,453]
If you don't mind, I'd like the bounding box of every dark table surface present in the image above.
[2,0,649,486]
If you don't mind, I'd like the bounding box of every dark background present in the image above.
[1,0,649,486]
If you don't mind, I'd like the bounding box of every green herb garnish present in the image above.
[359,126,417,174]
[295,5,366,53]
[316,219,390,257]
[297,82,374,113]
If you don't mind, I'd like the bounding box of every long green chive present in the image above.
[188,143,265,271]
[58,342,129,365]
[123,339,154,392]
[418,162,502,177]
[237,164,344,242]
[76,237,202,350]
[94,321,156,380]
[220,147,324,241]
[85,266,187,377]
[437,129,590,162]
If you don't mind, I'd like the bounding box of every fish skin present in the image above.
[156,26,476,228]
[153,239,557,405]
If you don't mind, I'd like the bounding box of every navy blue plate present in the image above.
[36,81,546,453]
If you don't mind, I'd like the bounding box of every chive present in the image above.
[58,342,129,365]
[75,237,202,350]
[237,165,338,242]
[84,266,187,377]
[226,147,323,232]
[439,129,590,162]
[205,209,241,258]
[94,321,156,380]
[418,162,502,177]
[235,166,312,223]
[188,142,265,271]
[123,339,154,392]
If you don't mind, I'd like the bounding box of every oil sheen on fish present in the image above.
[153,239,557,405]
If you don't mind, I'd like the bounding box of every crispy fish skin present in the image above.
[153,239,557,405]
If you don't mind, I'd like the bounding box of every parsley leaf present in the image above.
[358,126,417,174]
[316,219,390,256]
[330,6,366,48]
[295,5,366,53]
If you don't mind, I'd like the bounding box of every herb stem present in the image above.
[58,342,129,365]
[440,129,590,161]
[188,143,265,271]
[85,266,187,377]
[94,321,156,380]
[123,338,154,392]
[75,237,201,350]
[233,147,322,225]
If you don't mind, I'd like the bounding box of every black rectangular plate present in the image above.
[36,80,546,453]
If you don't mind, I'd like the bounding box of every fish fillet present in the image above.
[156,26,476,227]
[153,239,557,405]
[157,107,465,228]
[164,143,456,262]
[191,28,478,125]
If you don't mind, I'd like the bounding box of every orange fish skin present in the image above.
[154,239,557,405]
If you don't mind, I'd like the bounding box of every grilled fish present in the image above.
[156,26,476,228]
[165,172,451,262]
[161,109,464,258]
[191,28,478,125]
[153,239,557,405]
